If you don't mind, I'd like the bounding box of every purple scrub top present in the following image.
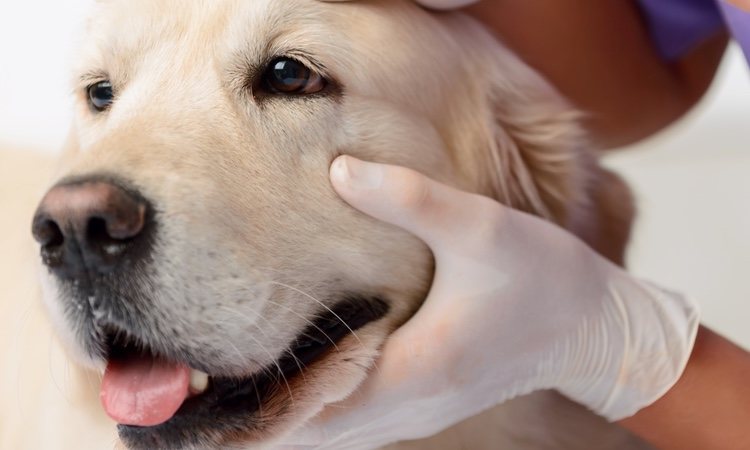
[637,0,750,63]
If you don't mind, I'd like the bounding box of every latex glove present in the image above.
[319,0,478,10]
[279,156,699,450]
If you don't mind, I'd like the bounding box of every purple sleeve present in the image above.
[719,2,750,64]
[637,0,725,60]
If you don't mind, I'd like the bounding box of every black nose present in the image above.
[32,178,151,279]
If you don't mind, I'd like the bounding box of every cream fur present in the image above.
[1,1,645,448]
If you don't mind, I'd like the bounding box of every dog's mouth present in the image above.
[99,296,389,448]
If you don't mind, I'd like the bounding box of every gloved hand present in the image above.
[320,0,478,10]
[279,156,700,450]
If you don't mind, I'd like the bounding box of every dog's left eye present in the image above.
[261,58,327,95]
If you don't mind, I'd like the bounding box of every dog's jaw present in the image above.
[114,297,392,450]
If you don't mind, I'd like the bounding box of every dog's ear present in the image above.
[440,27,633,263]
[485,81,590,226]
[443,42,592,227]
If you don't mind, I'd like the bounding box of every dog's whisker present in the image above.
[231,304,288,353]
[218,304,278,336]
[261,297,365,388]
[268,355,296,408]
[213,310,279,380]
[267,282,386,378]
[215,306,296,383]
[82,366,100,396]
[208,320,283,401]
[47,331,71,404]
[13,302,38,416]
[281,348,309,387]
[264,298,341,353]
[216,308,296,408]
[250,376,264,419]
[268,281,365,349]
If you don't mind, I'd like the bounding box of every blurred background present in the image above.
[0,1,748,349]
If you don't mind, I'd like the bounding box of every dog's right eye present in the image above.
[87,81,114,112]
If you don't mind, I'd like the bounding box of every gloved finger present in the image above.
[329,156,505,249]
[317,0,478,10]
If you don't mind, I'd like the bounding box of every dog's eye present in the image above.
[87,81,114,112]
[262,58,327,95]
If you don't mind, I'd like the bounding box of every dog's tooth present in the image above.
[189,369,210,394]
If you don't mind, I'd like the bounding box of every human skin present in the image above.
[620,327,750,450]
[464,1,729,148]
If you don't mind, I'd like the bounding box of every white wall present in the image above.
[1,2,748,346]
[0,0,93,151]
[607,46,750,348]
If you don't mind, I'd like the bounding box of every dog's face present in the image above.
[34,0,601,448]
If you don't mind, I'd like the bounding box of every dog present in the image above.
[1,0,649,448]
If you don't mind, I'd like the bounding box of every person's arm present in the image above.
[620,326,750,450]
[463,1,728,148]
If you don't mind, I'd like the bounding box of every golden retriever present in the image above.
[1,0,649,448]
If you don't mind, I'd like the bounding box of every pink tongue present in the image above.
[101,356,190,427]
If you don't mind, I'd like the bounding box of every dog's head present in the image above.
[32,0,604,448]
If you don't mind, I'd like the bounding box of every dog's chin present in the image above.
[90,296,390,450]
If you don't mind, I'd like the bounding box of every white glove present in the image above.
[279,156,700,450]
[319,0,478,11]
